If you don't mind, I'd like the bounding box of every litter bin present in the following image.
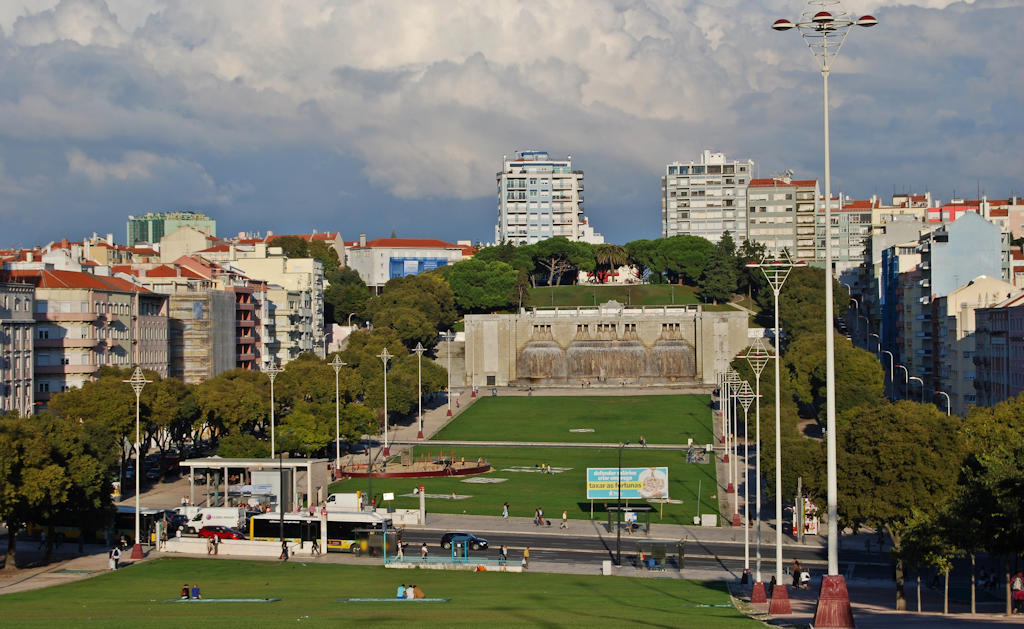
[602,560,612,575]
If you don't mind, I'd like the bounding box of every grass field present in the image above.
[0,558,754,628]
[530,284,711,307]
[434,395,715,444]
[331,445,718,525]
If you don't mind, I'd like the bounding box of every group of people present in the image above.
[179,583,201,600]
[205,535,220,555]
[396,584,426,599]
[533,507,547,526]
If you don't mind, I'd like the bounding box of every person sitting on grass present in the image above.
[412,584,425,599]
[180,584,190,599]
[404,584,415,599]
[190,584,201,600]
[396,584,406,599]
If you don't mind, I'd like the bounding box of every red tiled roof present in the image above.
[198,244,233,253]
[6,269,150,292]
[351,238,461,249]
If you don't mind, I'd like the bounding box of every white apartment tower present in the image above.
[662,150,754,242]
[495,151,603,246]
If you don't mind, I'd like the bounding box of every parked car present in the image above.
[440,532,488,551]
[197,525,246,541]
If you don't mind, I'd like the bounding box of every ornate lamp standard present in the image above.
[737,380,757,580]
[124,367,151,560]
[265,362,282,458]
[740,338,771,601]
[726,369,743,526]
[414,342,426,439]
[377,348,393,456]
[330,355,347,470]
[748,249,803,613]
[772,3,877,625]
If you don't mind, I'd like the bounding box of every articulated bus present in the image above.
[249,511,396,555]
[26,505,167,546]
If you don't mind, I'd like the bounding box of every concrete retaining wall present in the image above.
[164,537,294,557]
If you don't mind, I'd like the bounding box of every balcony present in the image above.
[235,319,256,328]
[35,337,101,348]
[36,364,97,375]
[35,312,98,322]
[236,336,256,345]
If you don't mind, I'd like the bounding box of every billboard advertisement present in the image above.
[586,467,669,500]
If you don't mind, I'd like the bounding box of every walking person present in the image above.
[37,530,46,551]
[639,435,647,448]
[522,546,530,570]
[502,502,509,520]
[110,545,121,570]
[280,541,289,561]
[560,510,568,529]
[311,537,321,557]
[420,542,429,560]
[1012,571,1024,614]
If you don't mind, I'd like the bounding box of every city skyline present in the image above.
[0,0,1021,248]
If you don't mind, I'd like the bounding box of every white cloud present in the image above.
[0,0,1020,246]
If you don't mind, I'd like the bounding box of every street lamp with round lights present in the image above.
[772,2,876,623]
[124,367,151,560]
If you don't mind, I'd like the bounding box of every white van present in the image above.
[324,492,361,512]
[179,506,246,533]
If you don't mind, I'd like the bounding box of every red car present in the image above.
[197,525,246,540]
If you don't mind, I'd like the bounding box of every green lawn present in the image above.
[530,284,705,307]
[332,445,718,525]
[0,558,754,628]
[435,395,715,445]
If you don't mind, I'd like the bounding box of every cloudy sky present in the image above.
[0,0,1021,248]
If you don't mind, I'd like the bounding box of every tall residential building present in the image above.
[127,211,216,246]
[662,150,754,242]
[5,269,168,406]
[0,282,35,416]
[932,275,1016,415]
[495,151,603,246]
[745,176,818,254]
[974,293,1024,407]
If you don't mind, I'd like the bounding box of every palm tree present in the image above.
[594,244,628,284]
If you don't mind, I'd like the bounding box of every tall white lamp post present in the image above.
[740,338,771,599]
[330,355,347,470]
[935,390,950,416]
[748,249,803,612]
[265,362,282,458]
[908,376,924,402]
[414,342,426,438]
[124,367,151,560]
[737,380,756,579]
[377,348,392,456]
[773,3,877,626]
[726,369,743,526]
[443,331,455,417]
